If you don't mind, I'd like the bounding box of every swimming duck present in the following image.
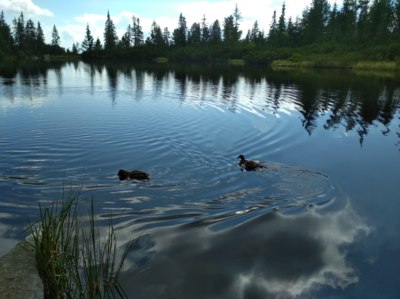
[118,169,149,181]
[237,155,265,171]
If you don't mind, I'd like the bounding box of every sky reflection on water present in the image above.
[0,62,399,298]
[120,202,368,299]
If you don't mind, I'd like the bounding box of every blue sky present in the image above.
[0,0,343,49]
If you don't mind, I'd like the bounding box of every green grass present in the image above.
[28,190,132,298]
[352,60,398,71]
[153,56,169,63]
[228,59,245,66]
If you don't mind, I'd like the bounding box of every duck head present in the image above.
[237,154,245,161]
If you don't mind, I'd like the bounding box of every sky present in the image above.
[0,0,343,50]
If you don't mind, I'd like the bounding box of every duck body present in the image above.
[118,169,149,181]
[237,155,265,171]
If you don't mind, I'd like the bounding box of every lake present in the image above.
[1,62,399,298]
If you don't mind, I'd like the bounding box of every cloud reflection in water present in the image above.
[120,203,369,299]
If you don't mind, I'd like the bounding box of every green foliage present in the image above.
[0,12,13,56]
[28,191,132,298]
[82,24,94,52]
[3,1,400,67]
[132,16,144,46]
[173,13,187,47]
[223,5,242,44]
[104,11,118,50]
[51,25,60,47]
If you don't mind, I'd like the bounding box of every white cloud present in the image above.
[0,0,53,17]
[118,202,369,298]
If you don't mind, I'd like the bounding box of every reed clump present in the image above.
[28,190,131,299]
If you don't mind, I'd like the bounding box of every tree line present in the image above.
[2,0,400,65]
[0,11,64,59]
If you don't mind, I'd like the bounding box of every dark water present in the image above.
[1,62,399,298]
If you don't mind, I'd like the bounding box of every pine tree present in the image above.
[24,19,36,53]
[248,21,264,44]
[224,5,242,44]
[132,16,143,46]
[188,22,201,45]
[302,0,330,43]
[104,10,118,50]
[278,2,287,33]
[163,27,171,46]
[120,24,132,48]
[268,10,278,44]
[338,0,357,42]
[51,25,60,46]
[393,0,400,39]
[201,15,210,44]
[72,43,79,54]
[94,38,102,51]
[173,13,187,46]
[0,11,13,53]
[326,2,339,40]
[286,17,296,44]
[223,15,239,43]
[82,23,94,51]
[13,12,25,50]
[357,0,370,42]
[233,4,242,41]
[369,0,394,43]
[36,22,45,52]
[149,21,164,46]
[209,20,222,44]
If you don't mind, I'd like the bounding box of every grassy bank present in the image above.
[271,59,400,71]
[28,191,131,299]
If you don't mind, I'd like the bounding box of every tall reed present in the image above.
[28,190,131,298]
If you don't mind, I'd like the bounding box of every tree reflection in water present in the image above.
[97,64,400,147]
[2,63,399,148]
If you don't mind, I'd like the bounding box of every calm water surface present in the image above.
[1,62,399,298]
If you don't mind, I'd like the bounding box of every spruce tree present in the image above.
[120,24,132,48]
[51,25,60,46]
[223,15,235,43]
[209,19,222,44]
[188,22,201,45]
[393,0,400,38]
[13,12,25,50]
[71,43,79,54]
[338,0,357,42]
[233,4,242,41]
[24,19,36,52]
[302,0,330,43]
[82,23,94,51]
[267,10,278,44]
[149,21,164,46]
[36,22,45,52]
[201,15,210,43]
[173,13,187,47]
[132,16,143,46]
[368,0,393,43]
[104,10,118,50]
[249,21,264,44]
[163,27,171,46]
[94,38,102,51]
[278,2,286,33]
[0,11,13,54]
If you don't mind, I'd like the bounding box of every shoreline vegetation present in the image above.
[2,1,400,72]
[27,191,131,299]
